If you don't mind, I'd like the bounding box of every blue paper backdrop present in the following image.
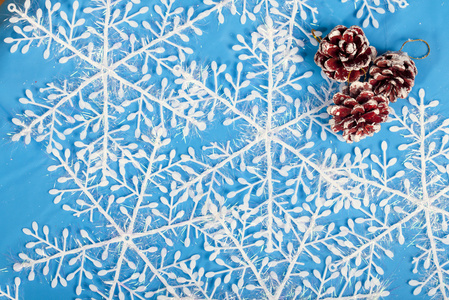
[0,0,448,299]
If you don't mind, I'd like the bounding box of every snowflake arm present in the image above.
[342,0,409,28]
[0,279,20,300]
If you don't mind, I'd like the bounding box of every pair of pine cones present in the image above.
[314,25,418,143]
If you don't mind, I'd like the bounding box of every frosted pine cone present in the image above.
[328,82,389,143]
[369,51,417,102]
[314,25,377,83]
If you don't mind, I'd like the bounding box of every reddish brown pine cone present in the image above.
[327,82,389,143]
[314,25,377,83]
[369,51,417,102]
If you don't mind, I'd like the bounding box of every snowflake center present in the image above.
[123,235,131,243]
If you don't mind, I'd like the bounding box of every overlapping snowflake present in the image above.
[2,0,448,299]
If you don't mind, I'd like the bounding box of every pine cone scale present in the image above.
[332,68,350,82]
[328,105,352,118]
[362,109,386,123]
[343,47,374,70]
[324,58,342,71]
[343,98,358,107]
[351,104,365,114]
[363,99,379,111]
[321,43,340,57]
[327,26,345,43]
[358,90,375,101]
[344,42,357,55]
[382,69,394,76]
[332,93,352,105]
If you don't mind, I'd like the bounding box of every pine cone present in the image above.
[314,25,377,83]
[369,51,417,102]
[327,82,389,143]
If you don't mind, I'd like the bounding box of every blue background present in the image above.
[0,0,448,299]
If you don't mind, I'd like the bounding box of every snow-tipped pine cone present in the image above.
[327,82,389,143]
[314,25,377,83]
[369,51,417,102]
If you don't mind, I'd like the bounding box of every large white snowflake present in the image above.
[4,0,448,300]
